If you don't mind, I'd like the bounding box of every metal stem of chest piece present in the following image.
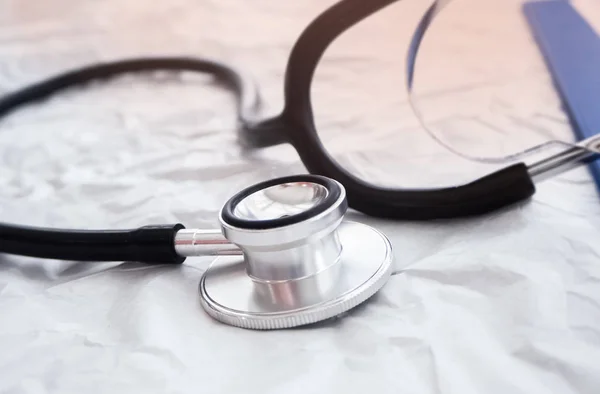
[174,229,241,256]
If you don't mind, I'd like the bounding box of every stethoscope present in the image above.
[1,0,600,330]
[4,174,395,330]
[185,175,393,330]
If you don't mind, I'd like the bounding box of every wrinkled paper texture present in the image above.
[1,0,600,393]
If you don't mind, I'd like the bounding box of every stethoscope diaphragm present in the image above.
[198,175,394,330]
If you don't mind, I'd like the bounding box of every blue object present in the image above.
[523,0,600,193]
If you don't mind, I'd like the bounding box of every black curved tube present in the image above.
[0,57,260,122]
[0,223,186,264]
[0,57,261,263]
[344,163,536,220]
[278,0,536,219]
[0,0,539,264]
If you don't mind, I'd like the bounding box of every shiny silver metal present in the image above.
[233,181,329,220]
[528,135,600,182]
[220,180,347,275]
[199,221,393,330]
[174,229,241,256]
[187,176,394,330]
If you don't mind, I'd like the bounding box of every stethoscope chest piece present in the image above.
[198,175,394,330]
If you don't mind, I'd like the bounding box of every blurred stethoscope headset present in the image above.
[1,0,599,329]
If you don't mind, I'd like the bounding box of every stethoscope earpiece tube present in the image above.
[1,0,598,272]
[343,163,536,220]
[0,223,186,264]
[0,57,258,122]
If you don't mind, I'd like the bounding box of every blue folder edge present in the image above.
[522,0,600,195]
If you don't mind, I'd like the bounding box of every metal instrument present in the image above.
[177,175,393,329]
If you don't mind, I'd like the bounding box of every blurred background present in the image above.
[1,0,600,228]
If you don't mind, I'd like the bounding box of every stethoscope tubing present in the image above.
[1,0,600,266]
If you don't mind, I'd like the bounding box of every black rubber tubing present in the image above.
[0,223,186,264]
[0,9,538,261]
[0,57,253,264]
[0,57,251,118]
[278,0,537,220]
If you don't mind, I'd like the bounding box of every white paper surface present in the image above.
[1,0,600,393]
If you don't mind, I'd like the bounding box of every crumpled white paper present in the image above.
[1,0,600,393]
